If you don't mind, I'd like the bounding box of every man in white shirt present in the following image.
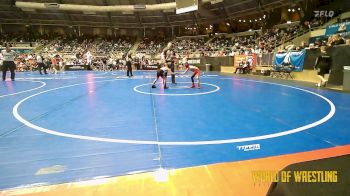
[86,51,92,65]
[1,44,17,81]
[36,54,47,75]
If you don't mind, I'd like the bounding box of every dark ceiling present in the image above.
[0,0,298,28]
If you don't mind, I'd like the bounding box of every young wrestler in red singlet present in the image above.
[183,64,200,89]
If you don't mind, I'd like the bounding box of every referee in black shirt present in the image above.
[314,46,331,87]
[1,44,17,81]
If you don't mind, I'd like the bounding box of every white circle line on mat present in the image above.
[12,78,335,145]
[1,80,46,98]
[133,82,220,96]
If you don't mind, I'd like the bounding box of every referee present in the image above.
[166,49,176,84]
[1,44,17,81]
[36,54,47,75]
[126,54,133,77]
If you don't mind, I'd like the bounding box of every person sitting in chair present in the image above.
[244,58,253,74]
[234,60,246,74]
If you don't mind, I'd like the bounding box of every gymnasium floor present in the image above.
[0,70,349,195]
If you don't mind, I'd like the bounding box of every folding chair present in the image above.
[271,64,283,78]
[281,63,295,79]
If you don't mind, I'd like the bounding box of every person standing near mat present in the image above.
[182,64,201,89]
[314,46,331,87]
[151,64,175,89]
[165,48,176,84]
[51,55,59,74]
[1,44,17,81]
[36,53,47,75]
[126,53,133,77]
[86,50,92,69]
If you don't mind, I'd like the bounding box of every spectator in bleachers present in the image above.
[137,37,168,56]
[329,34,345,46]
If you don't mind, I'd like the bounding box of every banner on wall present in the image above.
[234,54,257,67]
[0,49,33,54]
[188,59,201,64]
[65,65,89,71]
[325,22,350,35]
[273,49,306,72]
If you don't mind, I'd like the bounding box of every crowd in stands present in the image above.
[0,19,328,61]
[136,37,168,56]
[7,52,129,73]
[0,33,17,46]
[0,32,50,47]
[171,37,207,55]
[42,36,133,55]
[1,17,349,74]
[200,23,313,57]
[307,33,346,49]
[37,35,134,71]
[92,37,133,55]
[198,18,332,57]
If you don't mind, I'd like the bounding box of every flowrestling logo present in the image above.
[314,10,334,18]
[237,144,260,151]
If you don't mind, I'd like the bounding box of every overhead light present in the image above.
[292,9,295,12]
[243,20,246,22]
[288,9,291,12]
[122,11,134,15]
[176,5,198,14]
[21,8,36,12]
[83,11,96,15]
[263,15,266,18]
[44,3,59,9]
[255,19,257,22]
[163,9,174,13]
[211,0,224,4]
[134,5,146,9]
[239,19,241,22]
[249,29,252,31]
[249,20,252,22]
[287,21,291,24]
[298,8,301,11]
[259,18,261,20]
[226,23,230,26]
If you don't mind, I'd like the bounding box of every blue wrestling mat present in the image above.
[0,71,349,189]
